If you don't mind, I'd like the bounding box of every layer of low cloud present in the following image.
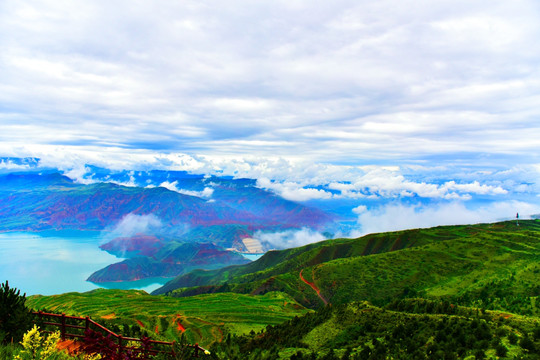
[326,172,508,200]
[0,158,32,171]
[107,213,163,239]
[255,166,517,202]
[158,181,214,198]
[4,153,538,206]
[355,200,540,236]
[257,178,333,202]
[256,228,326,250]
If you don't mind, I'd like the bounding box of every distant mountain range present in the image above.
[0,170,335,282]
[0,171,333,231]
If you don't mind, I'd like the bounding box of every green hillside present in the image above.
[21,220,540,359]
[26,289,310,348]
[153,223,450,296]
[211,300,540,359]
[158,220,540,314]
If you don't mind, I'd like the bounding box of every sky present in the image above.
[1,0,540,232]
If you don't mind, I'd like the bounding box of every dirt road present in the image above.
[299,269,328,305]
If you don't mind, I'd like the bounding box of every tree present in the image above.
[0,281,34,344]
[321,349,338,360]
[473,348,486,359]
[519,335,535,353]
[533,326,540,341]
[508,332,518,345]
[495,343,508,358]
[340,347,352,360]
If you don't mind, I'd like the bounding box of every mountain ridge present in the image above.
[154,220,540,314]
[0,171,333,232]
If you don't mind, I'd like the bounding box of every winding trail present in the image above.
[299,269,328,305]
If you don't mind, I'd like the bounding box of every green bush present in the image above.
[519,335,536,353]
[508,332,518,345]
[533,326,540,341]
[0,281,34,344]
[13,325,70,360]
[495,343,508,358]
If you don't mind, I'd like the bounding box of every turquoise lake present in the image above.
[0,232,170,295]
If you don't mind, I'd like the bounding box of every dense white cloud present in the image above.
[256,228,326,250]
[0,0,539,164]
[3,148,537,204]
[352,205,367,215]
[257,173,509,202]
[327,170,508,200]
[107,213,163,239]
[158,181,214,198]
[0,158,32,171]
[256,178,333,201]
[355,201,540,236]
[63,165,95,184]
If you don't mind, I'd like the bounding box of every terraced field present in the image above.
[26,290,310,347]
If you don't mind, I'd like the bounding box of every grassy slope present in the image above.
[26,289,310,348]
[161,221,540,313]
[212,299,540,359]
[153,224,450,295]
[313,221,540,304]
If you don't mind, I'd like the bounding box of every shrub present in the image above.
[495,343,508,358]
[533,326,540,341]
[508,332,518,345]
[519,335,535,352]
[13,325,68,360]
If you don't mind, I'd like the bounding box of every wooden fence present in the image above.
[33,311,206,358]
